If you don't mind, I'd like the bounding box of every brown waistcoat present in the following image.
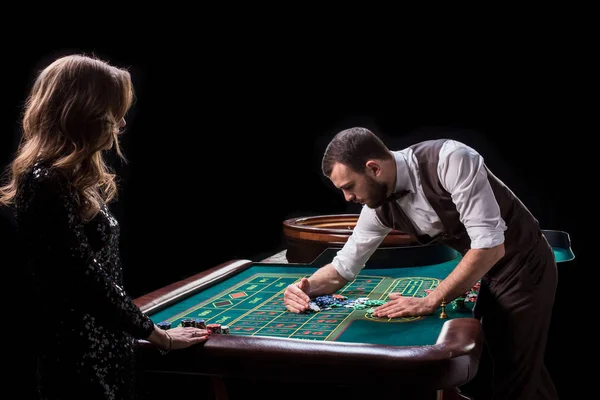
[374,139,544,281]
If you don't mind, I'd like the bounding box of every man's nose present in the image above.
[344,192,354,202]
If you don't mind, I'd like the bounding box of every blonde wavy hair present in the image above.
[0,54,134,221]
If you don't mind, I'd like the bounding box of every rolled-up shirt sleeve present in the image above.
[331,207,392,281]
[438,140,507,249]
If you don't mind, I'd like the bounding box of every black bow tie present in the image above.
[386,190,410,202]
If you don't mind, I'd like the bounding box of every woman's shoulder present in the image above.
[22,161,68,187]
[18,161,72,203]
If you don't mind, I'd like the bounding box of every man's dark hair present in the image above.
[321,127,392,177]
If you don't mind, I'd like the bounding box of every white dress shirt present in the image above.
[331,139,508,281]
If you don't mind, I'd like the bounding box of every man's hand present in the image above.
[283,264,349,313]
[284,278,311,313]
[372,293,436,318]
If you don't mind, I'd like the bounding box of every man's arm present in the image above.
[307,263,349,296]
[284,207,391,313]
[374,244,505,318]
[431,140,507,302]
[375,140,508,318]
[424,244,504,308]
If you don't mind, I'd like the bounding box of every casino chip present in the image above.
[181,318,194,327]
[299,285,483,318]
[463,280,480,303]
[157,321,171,330]
[452,297,469,311]
[194,319,207,329]
[302,295,386,314]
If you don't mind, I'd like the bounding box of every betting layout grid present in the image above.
[154,277,481,334]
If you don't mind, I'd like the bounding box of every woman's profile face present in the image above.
[117,117,126,134]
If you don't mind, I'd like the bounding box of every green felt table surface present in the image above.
[147,247,570,347]
[148,257,471,347]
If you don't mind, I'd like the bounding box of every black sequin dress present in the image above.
[14,163,155,400]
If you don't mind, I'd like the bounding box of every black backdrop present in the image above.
[0,45,588,398]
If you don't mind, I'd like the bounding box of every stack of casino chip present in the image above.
[304,295,386,315]
[302,284,482,317]
[306,294,352,311]
[447,280,480,310]
[463,280,480,303]
[452,297,469,311]
[163,318,230,334]
[205,323,230,334]
[156,319,229,334]
[353,298,386,316]
[180,318,194,327]
[157,321,171,330]
[194,319,206,328]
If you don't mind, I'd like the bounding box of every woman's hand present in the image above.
[167,326,211,350]
[147,324,211,351]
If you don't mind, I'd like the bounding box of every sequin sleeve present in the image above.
[17,168,155,339]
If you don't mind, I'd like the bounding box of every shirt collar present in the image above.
[392,150,414,195]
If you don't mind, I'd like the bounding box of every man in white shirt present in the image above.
[283,127,559,400]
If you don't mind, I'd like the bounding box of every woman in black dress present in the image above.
[0,54,210,400]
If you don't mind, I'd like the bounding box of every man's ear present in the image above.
[365,160,381,177]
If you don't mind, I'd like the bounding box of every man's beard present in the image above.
[364,175,389,209]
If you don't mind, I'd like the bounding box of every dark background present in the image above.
[0,45,589,398]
